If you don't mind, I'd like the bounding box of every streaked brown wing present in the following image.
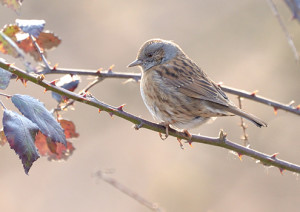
[160,58,230,106]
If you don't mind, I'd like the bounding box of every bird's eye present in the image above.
[146,53,153,58]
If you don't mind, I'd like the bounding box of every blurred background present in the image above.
[1,0,300,211]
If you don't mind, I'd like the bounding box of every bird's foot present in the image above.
[183,129,193,146]
[159,122,169,140]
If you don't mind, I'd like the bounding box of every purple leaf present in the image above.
[3,110,40,174]
[52,75,80,102]
[16,19,46,37]
[11,94,67,146]
[0,67,12,89]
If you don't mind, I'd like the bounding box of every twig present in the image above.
[30,35,51,70]
[1,61,300,174]
[266,0,300,62]
[221,85,300,116]
[0,31,25,59]
[94,170,164,212]
[55,77,105,112]
[0,92,12,98]
[237,96,249,147]
[40,67,300,116]
[0,100,6,110]
[41,67,141,81]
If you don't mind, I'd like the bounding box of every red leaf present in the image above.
[0,129,7,146]
[58,119,79,139]
[17,31,61,61]
[35,131,75,161]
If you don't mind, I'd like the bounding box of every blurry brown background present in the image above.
[1,0,300,211]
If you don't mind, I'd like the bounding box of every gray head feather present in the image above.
[135,39,183,71]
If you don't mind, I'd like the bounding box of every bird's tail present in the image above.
[227,105,267,128]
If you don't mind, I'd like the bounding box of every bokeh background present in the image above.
[1,0,300,211]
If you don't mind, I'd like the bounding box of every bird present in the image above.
[128,38,267,139]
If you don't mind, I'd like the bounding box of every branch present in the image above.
[266,0,300,62]
[93,170,164,212]
[237,96,249,147]
[42,67,300,116]
[30,35,51,70]
[1,61,300,174]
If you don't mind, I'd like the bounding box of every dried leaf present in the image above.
[0,129,7,146]
[58,119,79,139]
[0,27,20,57]
[0,0,23,12]
[35,131,75,161]
[17,31,61,61]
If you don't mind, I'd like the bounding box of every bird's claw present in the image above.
[183,130,193,146]
[159,123,169,140]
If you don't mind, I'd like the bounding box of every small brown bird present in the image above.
[128,39,266,137]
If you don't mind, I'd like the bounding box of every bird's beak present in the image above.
[127,59,142,68]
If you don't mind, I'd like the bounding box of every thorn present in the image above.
[109,112,114,118]
[37,74,45,82]
[279,168,284,175]
[273,107,278,115]
[134,122,143,130]
[98,108,101,113]
[50,79,57,86]
[237,152,243,161]
[44,88,48,93]
[271,152,279,160]
[82,93,87,98]
[250,90,259,96]
[20,78,27,87]
[296,104,300,110]
[7,63,14,68]
[177,138,184,149]
[96,68,103,74]
[16,76,20,81]
[218,129,227,142]
[217,81,223,87]
[108,64,115,73]
[117,104,125,111]
[52,64,58,70]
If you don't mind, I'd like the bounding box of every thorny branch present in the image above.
[1,60,300,174]
[237,96,250,147]
[43,66,300,116]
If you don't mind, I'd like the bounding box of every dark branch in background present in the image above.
[93,170,164,212]
[43,67,300,116]
[1,61,300,174]
[266,0,300,62]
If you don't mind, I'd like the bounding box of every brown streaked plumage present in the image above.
[128,38,267,133]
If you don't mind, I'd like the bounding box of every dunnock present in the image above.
[128,39,266,137]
